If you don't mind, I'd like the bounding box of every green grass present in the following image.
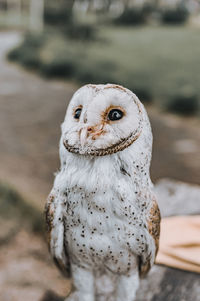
[95,26,200,100]
[8,25,200,112]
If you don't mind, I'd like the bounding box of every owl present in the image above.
[45,84,161,301]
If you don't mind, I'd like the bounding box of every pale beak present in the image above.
[80,127,88,147]
[79,125,105,147]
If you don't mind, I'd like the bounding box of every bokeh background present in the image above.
[0,1,200,300]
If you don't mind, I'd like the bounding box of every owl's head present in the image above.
[61,84,146,156]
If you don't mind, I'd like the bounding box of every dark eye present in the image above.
[74,108,82,119]
[108,109,124,121]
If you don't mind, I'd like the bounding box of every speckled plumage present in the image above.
[45,84,161,301]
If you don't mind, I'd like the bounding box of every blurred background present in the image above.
[0,1,200,300]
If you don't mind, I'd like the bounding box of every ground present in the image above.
[0,32,200,301]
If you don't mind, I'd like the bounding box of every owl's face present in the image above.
[62,84,143,156]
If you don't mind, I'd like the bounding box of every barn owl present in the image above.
[45,84,161,301]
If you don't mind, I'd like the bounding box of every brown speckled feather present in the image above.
[44,194,71,277]
[139,198,161,277]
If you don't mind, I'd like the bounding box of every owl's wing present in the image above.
[139,197,161,277]
[45,191,71,277]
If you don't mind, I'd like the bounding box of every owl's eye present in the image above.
[74,108,82,119]
[108,109,124,121]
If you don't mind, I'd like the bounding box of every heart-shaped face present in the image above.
[61,84,143,156]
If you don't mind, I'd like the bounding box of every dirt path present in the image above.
[0,32,77,210]
[0,31,200,210]
[0,229,71,301]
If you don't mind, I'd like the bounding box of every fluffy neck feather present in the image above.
[58,108,153,193]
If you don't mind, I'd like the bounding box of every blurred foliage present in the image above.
[44,0,97,41]
[7,32,45,69]
[161,5,189,24]
[44,0,74,25]
[114,7,146,25]
[114,5,152,26]
[63,23,97,41]
[22,33,45,48]
[0,182,43,233]
[7,26,200,115]
[166,88,199,116]
[127,86,153,104]
[75,60,116,84]
[44,6,72,26]
[0,0,193,30]
[41,55,76,78]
